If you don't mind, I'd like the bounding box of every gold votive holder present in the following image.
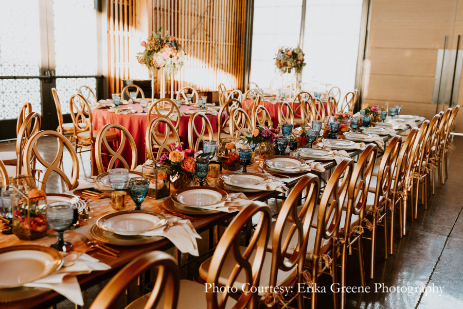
[110,191,126,211]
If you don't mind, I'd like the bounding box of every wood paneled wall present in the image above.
[152,0,246,92]
[363,0,463,132]
[108,0,137,95]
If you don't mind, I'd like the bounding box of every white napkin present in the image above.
[320,142,366,151]
[142,218,201,256]
[224,180,288,193]
[74,178,98,190]
[114,108,137,114]
[24,254,110,306]
[134,160,154,173]
[269,160,326,173]
[329,150,351,164]
[187,193,253,213]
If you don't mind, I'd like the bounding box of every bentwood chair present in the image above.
[188,112,214,152]
[177,86,199,104]
[251,104,273,129]
[52,88,83,141]
[242,89,264,116]
[245,82,259,92]
[15,112,41,176]
[130,203,272,309]
[312,98,326,122]
[0,102,32,167]
[91,251,180,309]
[218,83,228,106]
[199,175,320,309]
[428,112,444,195]
[340,92,355,113]
[23,130,79,192]
[326,96,337,116]
[435,108,452,186]
[95,124,138,174]
[145,118,181,161]
[121,84,145,101]
[278,101,294,125]
[70,94,118,176]
[78,85,98,105]
[0,159,10,187]
[292,92,313,126]
[353,89,359,108]
[230,108,253,139]
[227,89,242,101]
[328,86,341,106]
[309,159,353,309]
[216,99,241,142]
[441,105,460,183]
[339,144,377,302]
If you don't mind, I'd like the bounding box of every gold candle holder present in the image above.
[110,191,126,211]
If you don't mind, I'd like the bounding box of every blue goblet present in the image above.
[328,122,339,139]
[276,136,288,155]
[112,94,121,107]
[362,116,371,128]
[289,137,298,151]
[281,91,286,100]
[381,111,387,122]
[306,128,318,148]
[239,149,253,173]
[282,123,293,137]
[351,118,359,132]
[128,178,150,210]
[360,110,366,117]
[312,121,323,134]
[195,160,209,186]
[395,105,402,116]
[389,108,396,119]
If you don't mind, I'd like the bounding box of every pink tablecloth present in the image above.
[92,104,218,165]
[242,100,328,125]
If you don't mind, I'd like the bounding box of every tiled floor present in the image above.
[2,136,463,308]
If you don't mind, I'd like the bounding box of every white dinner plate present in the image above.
[0,246,63,288]
[362,127,388,135]
[323,139,359,150]
[298,148,333,160]
[222,173,266,186]
[398,115,417,119]
[97,211,166,236]
[374,122,393,128]
[265,157,305,169]
[172,187,228,207]
[344,132,379,142]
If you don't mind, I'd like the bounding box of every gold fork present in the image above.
[78,234,120,257]
[158,204,195,221]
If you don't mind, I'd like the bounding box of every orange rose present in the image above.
[225,142,235,150]
[349,112,353,116]
[181,156,195,172]
[28,189,46,202]
[169,36,175,41]
[287,50,292,56]
[296,136,302,142]
[301,130,306,134]
[252,129,260,137]
[169,150,184,162]
[298,57,303,61]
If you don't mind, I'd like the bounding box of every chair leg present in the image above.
[357,234,365,287]
[424,178,428,210]
[410,181,415,222]
[445,150,449,180]
[340,244,347,309]
[383,210,388,260]
[414,180,420,219]
[402,196,408,236]
[370,218,377,279]
[331,242,339,309]
[390,199,395,254]
[90,146,96,177]
[311,261,319,309]
[431,169,436,195]
[440,153,446,185]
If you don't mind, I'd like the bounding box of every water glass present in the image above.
[362,116,371,127]
[281,91,286,100]
[203,140,218,160]
[282,123,293,137]
[239,149,253,173]
[276,136,288,155]
[328,122,339,139]
[108,168,129,190]
[201,96,207,103]
[381,111,387,122]
[175,100,183,109]
[306,128,318,148]
[312,121,323,134]
[314,92,321,98]
[351,118,359,132]
[47,202,74,251]
[129,91,137,103]
[0,190,13,234]
[112,94,121,107]
[140,99,148,113]
[186,94,193,104]
[198,99,206,109]
[128,178,150,210]
[195,160,210,186]
[289,137,298,151]
[389,108,396,119]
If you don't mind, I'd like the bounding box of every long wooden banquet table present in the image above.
[0,125,418,309]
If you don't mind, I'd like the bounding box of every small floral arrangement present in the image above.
[242,127,278,146]
[275,46,306,74]
[136,28,186,73]
[159,144,195,185]
[218,141,240,171]
[363,104,381,117]
[335,111,353,122]
[296,129,309,146]
[13,189,48,240]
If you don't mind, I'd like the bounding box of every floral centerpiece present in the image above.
[218,140,241,171]
[362,104,386,123]
[275,47,306,74]
[242,127,278,159]
[12,188,48,240]
[136,28,186,74]
[335,111,353,133]
[159,144,195,189]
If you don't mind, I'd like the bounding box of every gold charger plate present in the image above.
[96,210,167,236]
[89,224,164,246]
[264,156,308,175]
[164,197,220,215]
[0,286,50,303]
[171,186,228,207]
[217,173,269,192]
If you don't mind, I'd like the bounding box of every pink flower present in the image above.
[184,149,195,157]
[162,52,170,60]
[169,36,175,41]
[371,106,378,112]
[137,58,142,64]
[159,153,169,164]
[141,41,146,47]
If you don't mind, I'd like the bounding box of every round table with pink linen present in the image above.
[92,103,219,165]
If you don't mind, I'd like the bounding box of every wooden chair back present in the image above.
[95,124,138,174]
[90,251,179,309]
[51,88,65,134]
[145,118,181,161]
[16,112,41,175]
[251,104,273,129]
[121,84,145,100]
[23,130,79,192]
[17,102,32,136]
[326,96,337,116]
[340,92,355,113]
[206,202,271,309]
[69,93,93,138]
[227,89,242,101]
[188,112,214,152]
[278,101,294,125]
[147,98,181,134]
[311,98,326,122]
[0,159,9,187]
[245,82,259,92]
[328,86,341,105]
[217,99,241,140]
[230,108,252,138]
[292,92,313,125]
[242,89,263,115]
[78,85,97,105]
[176,86,199,104]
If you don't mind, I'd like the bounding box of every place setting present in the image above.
[343,132,385,150]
